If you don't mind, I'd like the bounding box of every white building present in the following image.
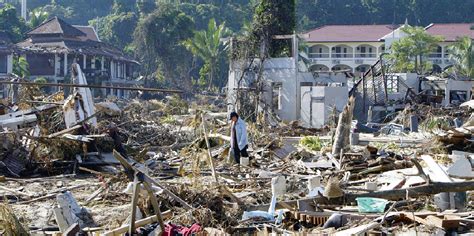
[227,36,349,128]
[305,23,474,76]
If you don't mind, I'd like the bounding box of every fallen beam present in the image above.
[0,81,183,93]
[248,181,474,211]
[346,181,474,202]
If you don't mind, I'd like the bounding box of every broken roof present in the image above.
[17,38,138,64]
[17,17,137,64]
[74,25,100,42]
[306,24,398,42]
[425,23,474,41]
[27,17,86,37]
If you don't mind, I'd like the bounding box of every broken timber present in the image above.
[0,80,183,93]
[113,150,193,209]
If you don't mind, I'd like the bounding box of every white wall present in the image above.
[301,85,348,128]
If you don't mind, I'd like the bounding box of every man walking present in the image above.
[230,112,248,166]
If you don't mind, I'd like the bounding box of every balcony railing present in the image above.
[332,53,352,58]
[355,53,376,58]
[308,53,330,58]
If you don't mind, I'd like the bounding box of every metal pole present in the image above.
[0,81,183,93]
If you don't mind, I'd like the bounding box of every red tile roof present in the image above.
[306,25,397,42]
[425,23,474,41]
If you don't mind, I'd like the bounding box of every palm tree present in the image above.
[12,56,29,78]
[184,18,228,89]
[448,36,474,79]
[29,9,49,28]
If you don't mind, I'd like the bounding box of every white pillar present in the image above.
[91,56,96,69]
[111,61,114,80]
[63,53,68,76]
[54,54,60,76]
[83,55,86,69]
[6,54,13,74]
[101,57,105,71]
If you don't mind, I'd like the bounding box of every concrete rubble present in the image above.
[0,64,473,236]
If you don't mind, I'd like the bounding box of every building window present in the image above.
[272,82,282,111]
[0,54,7,73]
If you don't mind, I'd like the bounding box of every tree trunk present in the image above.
[208,62,214,91]
[331,96,355,157]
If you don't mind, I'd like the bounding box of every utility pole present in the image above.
[21,0,27,21]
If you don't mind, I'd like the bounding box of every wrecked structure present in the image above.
[15,17,140,98]
[227,35,349,128]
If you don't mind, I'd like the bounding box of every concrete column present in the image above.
[110,61,114,80]
[83,55,86,69]
[63,53,68,76]
[91,56,96,69]
[54,54,60,76]
[6,54,13,74]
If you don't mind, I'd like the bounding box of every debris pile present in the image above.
[0,64,474,235]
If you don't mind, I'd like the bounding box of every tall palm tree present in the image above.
[29,9,49,28]
[184,18,228,89]
[449,36,474,79]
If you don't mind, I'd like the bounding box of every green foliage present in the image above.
[296,0,474,31]
[38,0,114,24]
[388,26,443,74]
[448,36,474,78]
[250,0,296,57]
[184,19,228,89]
[133,4,194,88]
[300,136,324,151]
[0,4,28,42]
[12,56,29,78]
[29,9,49,28]
[90,12,138,51]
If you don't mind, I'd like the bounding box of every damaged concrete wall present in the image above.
[227,57,314,121]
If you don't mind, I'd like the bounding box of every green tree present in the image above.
[133,4,194,88]
[13,56,30,78]
[389,26,443,74]
[29,9,49,28]
[90,12,138,51]
[184,19,228,89]
[0,4,28,42]
[448,36,474,78]
[249,0,296,57]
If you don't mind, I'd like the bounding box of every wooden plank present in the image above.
[52,207,69,233]
[421,155,452,182]
[426,215,460,229]
[102,211,171,236]
[113,150,193,210]
[334,222,380,236]
[64,223,80,236]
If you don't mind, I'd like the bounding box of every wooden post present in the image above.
[142,181,165,232]
[332,97,355,157]
[113,150,193,210]
[201,113,219,184]
[128,176,140,235]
